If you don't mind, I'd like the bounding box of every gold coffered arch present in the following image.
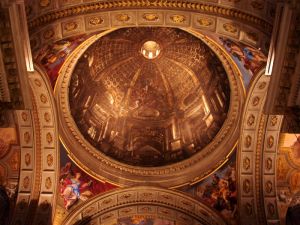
[62,186,227,225]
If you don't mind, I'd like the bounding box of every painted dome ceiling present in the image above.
[69,27,230,167]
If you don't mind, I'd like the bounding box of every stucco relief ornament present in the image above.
[170,15,186,23]
[252,96,260,106]
[243,157,250,170]
[270,116,277,126]
[44,112,51,123]
[265,158,272,171]
[64,22,78,31]
[267,135,274,148]
[258,81,266,89]
[46,132,53,144]
[89,17,104,26]
[23,176,30,189]
[197,18,213,27]
[247,114,255,126]
[116,14,130,22]
[223,23,238,33]
[47,154,53,166]
[40,94,48,104]
[25,153,31,166]
[143,13,159,21]
[24,132,31,144]
[45,177,52,189]
[21,112,28,121]
[243,179,251,193]
[265,181,273,193]
[244,135,252,148]
[43,29,55,40]
[34,79,42,87]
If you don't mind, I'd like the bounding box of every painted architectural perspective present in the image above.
[1,0,300,225]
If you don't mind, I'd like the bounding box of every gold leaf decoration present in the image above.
[89,16,104,26]
[115,14,130,22]
[143,13,159,21]
[170,15,186,23]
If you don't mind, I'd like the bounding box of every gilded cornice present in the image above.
[28,0,272,34]
[55,28,245,187]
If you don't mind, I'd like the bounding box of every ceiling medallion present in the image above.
[55,28,244,187]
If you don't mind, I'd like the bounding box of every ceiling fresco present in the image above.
[68,27,230,167]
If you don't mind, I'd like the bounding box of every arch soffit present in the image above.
[62,186,227,225]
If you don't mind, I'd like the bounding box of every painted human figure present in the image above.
[60,163,93,209]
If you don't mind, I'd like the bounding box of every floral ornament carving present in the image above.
[46,132,53,144]
[21,112,28,121]
[258,81,266,89]
[44,112,51,123]
[252,96,260,106]
[243,157,251,170]
[247,114,255,126]
[223,23,238,33]
[115,14,130,22]
[47,154,53,166]
[10,152,19,170]
[270,116,277,126]
[45,177,52,189]
[25,153,31,166]
[265,158,272,171]
[43,29,55,40]
[89,16,104,26]
[265,181,273,193]
[39,0,50,7]
[244,135,252,148]
[197,18,213,27]
[40,94,48,104]
[23,176,30,189]
[243,179,251,193]
[267,135,274,148]
[34,79,42,87]
[170,15,186,23]
[24,132,31,144]
[143,13,159,21]
[64,22,78,32]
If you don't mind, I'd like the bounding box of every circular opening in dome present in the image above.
[141,41,161,59]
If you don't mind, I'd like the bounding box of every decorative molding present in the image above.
[27,0,273,35]
[238,68,283,224]
[30,9,271,54]
[62,186,227,225]
[12,66,59,225]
